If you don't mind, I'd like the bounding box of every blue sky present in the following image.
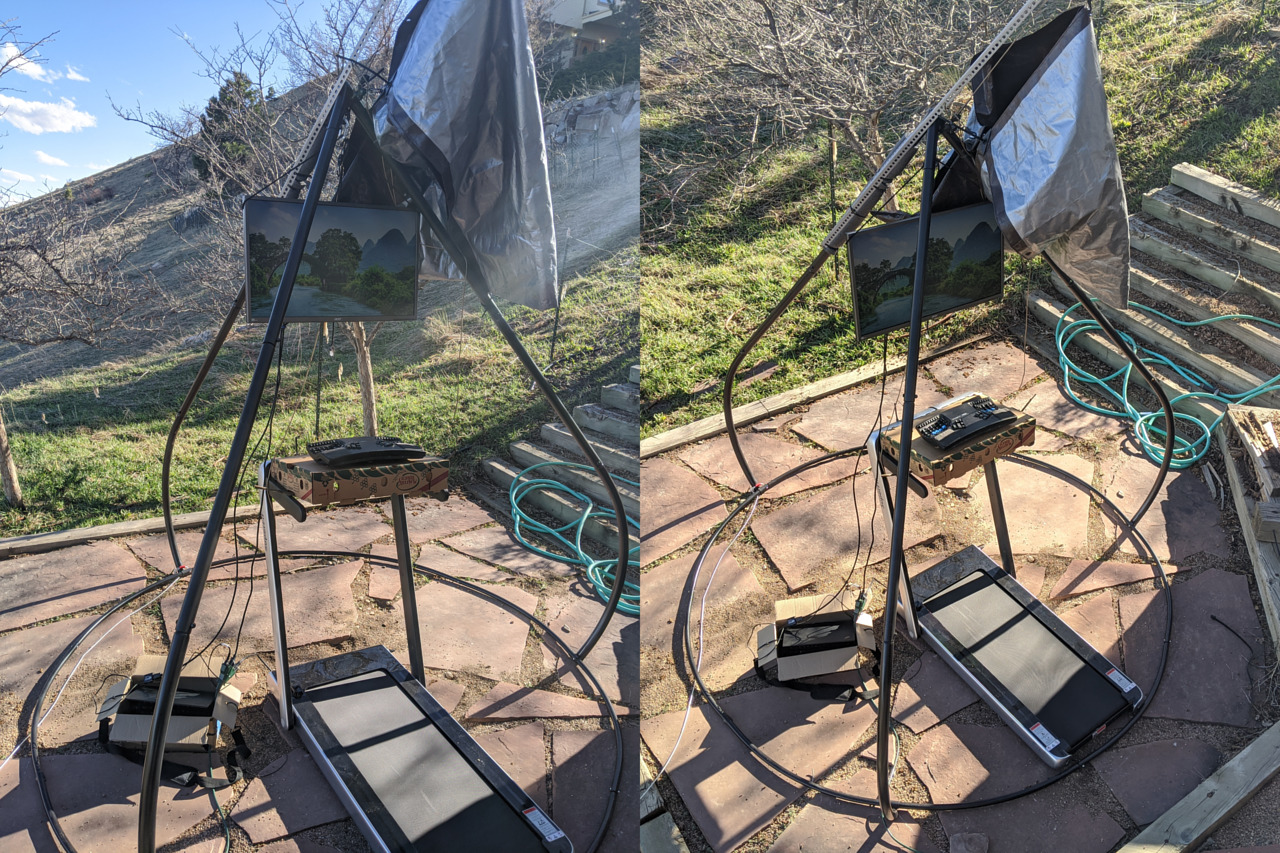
[1,1,327,203]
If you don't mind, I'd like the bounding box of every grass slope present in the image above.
[641,0,1280,436]
[0,253,637,538]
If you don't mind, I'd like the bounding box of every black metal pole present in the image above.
[138,85,351,853]
[876,119,942,822]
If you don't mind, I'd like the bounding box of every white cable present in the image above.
[0,578,178,775]
[641,495,761,801]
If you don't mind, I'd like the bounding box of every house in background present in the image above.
[545,0,625,65]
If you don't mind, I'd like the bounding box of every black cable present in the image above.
[678,449,1173,815]
[29,548,624,853]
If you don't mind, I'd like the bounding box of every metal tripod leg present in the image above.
[985,460,1016,577]
[867,435,920,640]
[390,493,425,683]
[260,461,293,730]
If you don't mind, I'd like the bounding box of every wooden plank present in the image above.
[1171,161,1280,232]
[1117,717,1280,852]
[639,811,692,853]
[640,760,664,821]
[1129,264,1280,370]
[1143,186,1280,276]
[0,504,270,560]
[1129,219,1280,316]
[639,333,990,458]
[1048,274,1280,408]
[1025,290,1222,425]
[1216,422,1280,647]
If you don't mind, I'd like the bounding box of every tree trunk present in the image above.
[0,406,23,507]
[342,321,378,436]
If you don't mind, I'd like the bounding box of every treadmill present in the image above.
[869,401,1142,767]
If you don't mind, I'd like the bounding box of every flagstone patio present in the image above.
[0,491,637,852]
[640,339,1280,853]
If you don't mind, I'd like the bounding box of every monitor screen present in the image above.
[849,202,1004,339]
[244,197,421,323]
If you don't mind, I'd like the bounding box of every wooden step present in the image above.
[601,381,640,415]
[574,403,640,444]
[1128,264,1280,369]
[628,364,640,385]
[1130,218,1280,314]
[508,441,640,519]
[1172,161,1280,232]
[1049,275,1280,408]
[1143,186,1280,276]
[1025,290,1221,424]
[541,422,640,477]
[481,457,618,547]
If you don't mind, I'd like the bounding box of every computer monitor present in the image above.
[849,202,1004,340]
[244,197,421,323]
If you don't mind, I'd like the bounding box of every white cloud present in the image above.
[0,167,36,183]
[35,150,68,166]
[1,43,59,82]
[0,94,96,134]
[65,65,89,82]
[85,161,109,170]
[40,173,57,182]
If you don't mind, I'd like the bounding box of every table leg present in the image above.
[391,493,425,683]
[260,462,293,729]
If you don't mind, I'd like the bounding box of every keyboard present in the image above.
[306,436,427,467]
[916,396,1017,450]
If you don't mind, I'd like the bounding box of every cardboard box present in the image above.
[98,655,240,752]
[768,589,869,681]
[269,454,449,507]
[878,411,1036,487]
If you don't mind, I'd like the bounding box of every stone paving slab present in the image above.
[1118,568,1262,726]
[542,586,639,706]
[259,839,342,853]
[1008,380,1126,443]
[677,433,860,498]
[891,652,977,734]
[640,459,728,566]
[0,612,143,706]
[0,541,146,633]
[388,580,537,682]
[641,550,764,689]
[441,527,574,579]
[752,465,938,591]
[466,682,631,720]
[906,722,1053,803]
[35,752,230,850]
[127,528,245,575]
[415,541,516,583]
[937,790,1125,853]
[791,374,947,453]
[1010,557,1046,599]
[476,722,548,810]
[1050,558,1178,600]
[552,727,639,853]
[422,675,465,715]
[1058,592,1122,664]
[766,792,940,853]
[397,495,494,542]
[159,560,361,652]
[367,565,403,602]
[1105,443,1230,563]
[982,454,1094,556]
[239,506,391,557]
[640,687,874,853]
[925,341,1045,401]
[231,748,348,844]
[1093,737,1219,825]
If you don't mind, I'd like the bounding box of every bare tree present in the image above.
[645,0,1071,220]
[116,0,406,438]
[0,185,161,507]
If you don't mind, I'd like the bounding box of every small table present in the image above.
[258,454,449,728]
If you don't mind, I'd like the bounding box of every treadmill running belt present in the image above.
[924,570,1128,751]
[304,670,547,852]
